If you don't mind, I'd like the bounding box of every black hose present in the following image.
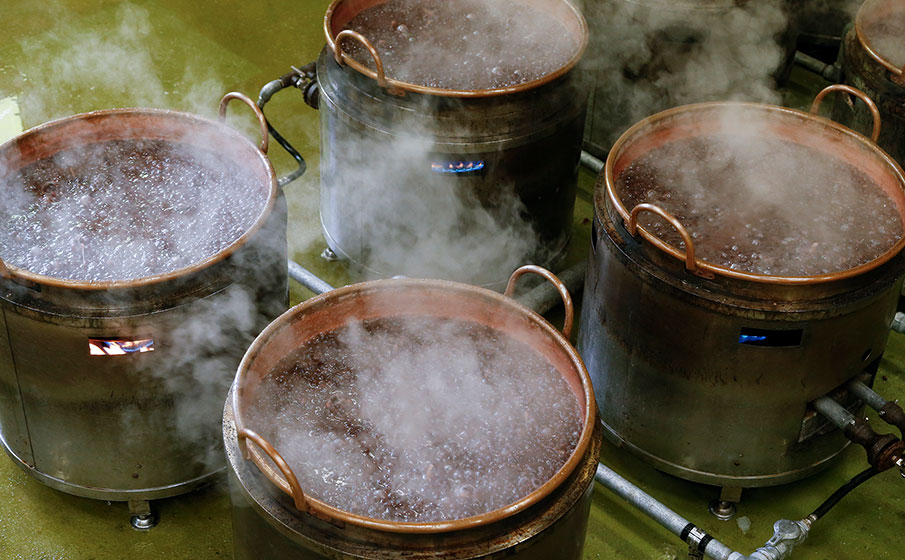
[808,466,879,522]
[256,72,309,188]
[265,119,307,188]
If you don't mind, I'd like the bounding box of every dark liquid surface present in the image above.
[615,135,903,276]
[245,316,583,523]
[342,0,580,90]
[0,138,266,282]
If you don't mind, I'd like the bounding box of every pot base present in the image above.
[599,419,849,489]
[0,432,220,502]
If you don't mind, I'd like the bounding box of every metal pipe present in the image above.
[593,464,810,560]
[515,259,586,315]
[848,380,905,438]
[287,259,334,295]
[848,380,889,412]
[580,150,605,174]
[891,311,905,334]
[812,396,857,430]
[793,51,842,83]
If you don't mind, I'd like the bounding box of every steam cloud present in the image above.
[583,0,792,151]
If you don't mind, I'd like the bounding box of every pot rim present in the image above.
[0,106,278,291]
[604,100,905,285]
[854,0,905,77]
[231,275,598,534]
[322,0,588,98]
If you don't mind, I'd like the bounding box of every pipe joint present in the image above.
[741,520,810,560]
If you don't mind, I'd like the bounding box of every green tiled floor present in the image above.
[1,2,904,558]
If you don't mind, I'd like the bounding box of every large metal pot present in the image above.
[311,0,589,287]
[582,0,796,160]
[577,86,905,490]
[834,0,905,168]
[225,266,602,559]
[0,93,288,505]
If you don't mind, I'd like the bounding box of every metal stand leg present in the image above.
[129,499,158,530]
[708,486,742,520]
[320,247,339,261]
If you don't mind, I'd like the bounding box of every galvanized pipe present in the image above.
[848,380,905,439]
[812,396,857,430]
[848,380,889,412]
[792,51,842,83]
[593,464,809,560]
[580,150,605,174]
[891,312,905,334]
[287,260,334,295]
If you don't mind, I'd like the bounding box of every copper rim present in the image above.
[323,0,588,98]
[604,100,905,285]
[231,275,597,534]
[854,0,905,77]
[0,105,277,291]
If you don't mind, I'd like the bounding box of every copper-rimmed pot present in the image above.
[834,0,905,168]
[0,93,288,505]
[225,265,601,559]
[293,0,591,287]
[578,85,905,489]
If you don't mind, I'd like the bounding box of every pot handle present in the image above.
[0,257,12,280]
[333,30,391,91]
[628,203,699,274]
[505,265,574,339]
[237,428,308,512]
[810,84,882,143]
[219,92,270,154]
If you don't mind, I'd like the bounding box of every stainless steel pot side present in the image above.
[578,86,905,489]
[0,93,289,501]
[834,0,905,169]
[315,0,590,287]
[226,266,602,559]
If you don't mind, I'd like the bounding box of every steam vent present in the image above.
[1,1,904,559]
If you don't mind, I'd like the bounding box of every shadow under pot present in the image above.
[226,266,602,559]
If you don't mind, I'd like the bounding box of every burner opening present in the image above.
[88,337,156,356]
[737,327,803,347]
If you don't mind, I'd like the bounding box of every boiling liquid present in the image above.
[616,135,903,276]
[0,139,266,282]
[862,4,905,70]
[341,0,579,90]
[245,316,583,523]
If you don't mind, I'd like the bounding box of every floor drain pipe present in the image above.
[594,463,810,560]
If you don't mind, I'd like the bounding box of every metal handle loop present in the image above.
[0,257,12,280]
[219,92,269,154]
[237,428,307,512]
[628,203,698,273]
[333,30,390,90]
[810,84,882,143]
[505,265,574,340]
